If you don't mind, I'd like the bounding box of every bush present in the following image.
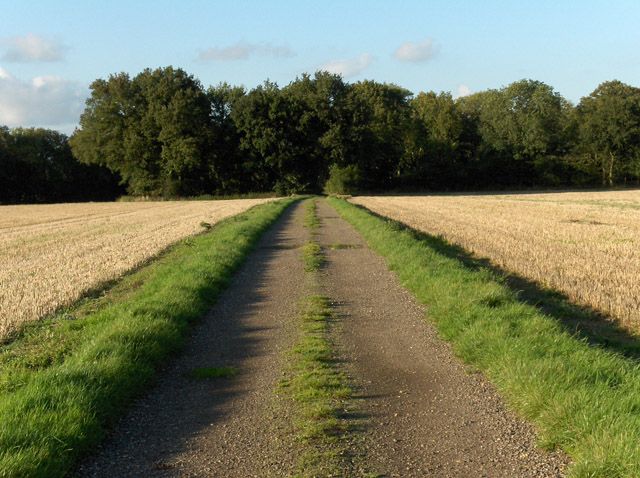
[323,164,361,195]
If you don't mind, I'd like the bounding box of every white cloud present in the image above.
[1,34,66,62]
[455,84,472,98]
[394,38,437,62]
[320,53,373,78]
[198,42,295,61]
[0,69,86,131]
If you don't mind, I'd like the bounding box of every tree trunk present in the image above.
[608,152,615,187]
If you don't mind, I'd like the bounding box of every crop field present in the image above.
[0,198,274,338]
[351,190,640,330]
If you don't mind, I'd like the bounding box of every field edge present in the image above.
[0,197,297,477]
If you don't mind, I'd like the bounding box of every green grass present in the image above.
[301,242,324,272]
[328,196,640,478]
[285,198,358,476]
[280,295,352,477]
[0,198,295,477]
[303,198,320,231]
[301,198,324,272]
[188,366,238,379]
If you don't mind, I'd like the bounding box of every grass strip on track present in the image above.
[302,198,324,272]
[301,242,324,272]
[328,196,640,478]
[280,295,353,477]
[0,198,296,478]
[279,197,355,477]
[303,198,320,231]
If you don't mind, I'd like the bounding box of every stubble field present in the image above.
[351,190,640,331]
[0,198,275,339]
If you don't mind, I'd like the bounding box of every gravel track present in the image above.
[316,199,569,478]
[76,199,569,477]
[76,203,310,477]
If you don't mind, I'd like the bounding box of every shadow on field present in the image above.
[76,204,301,477]
[359,205,640,362]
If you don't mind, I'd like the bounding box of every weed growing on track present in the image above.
[280,295,352,477]
[0,198,295,477]
[303,198,320,231]
[283,197,357,477]
[329,196,640,478]
[302,242,324,272]
[302,198,324,272]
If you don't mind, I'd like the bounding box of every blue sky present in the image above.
[1,0,639,134]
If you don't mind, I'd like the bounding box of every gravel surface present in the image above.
[76,203,311,477]
[316,199,570,478]
[76,199,570,477]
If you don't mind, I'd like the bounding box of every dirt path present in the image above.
[77,203,311,477]
[315,199,568,478]
[77,198,568,477]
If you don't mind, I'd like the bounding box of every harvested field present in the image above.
[351,190,640,330]
[0,198,275,338]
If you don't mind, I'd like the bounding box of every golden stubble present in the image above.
[352,191,640,331]
[0,198,275,338]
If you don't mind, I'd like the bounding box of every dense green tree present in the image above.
[0,127,121,204]
[206,83,246,193]
[575,80,640,185]
[284,71,350,187]
[456,80,572,186]
[344,81,412,189]
[70,67,212,196]
[231,81,297,193]
[232,73,343,193]
[402,91,464,188]
[69,73,134,187]
[5,67,638,202]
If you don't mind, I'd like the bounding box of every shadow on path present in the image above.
[76,203,308,477]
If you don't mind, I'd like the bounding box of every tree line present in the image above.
[2,66,640,203]
[0,127,122,204]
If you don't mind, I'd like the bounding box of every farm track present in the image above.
[315,200,568,477]
[77,199,568,477]
[76,204,310,477]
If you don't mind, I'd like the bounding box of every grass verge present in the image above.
[0,198,295,477]
[280,295,352,477]
[328,196,640,478]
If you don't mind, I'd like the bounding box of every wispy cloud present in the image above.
[320,53,373,78]
[1,34,67,62]
[197,42,295,61]
[394,38,437,63]
[455,84,472,98]
[0,68,86,131]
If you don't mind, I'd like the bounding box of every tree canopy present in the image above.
[3,67,640,204]
[0,127,121,204]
